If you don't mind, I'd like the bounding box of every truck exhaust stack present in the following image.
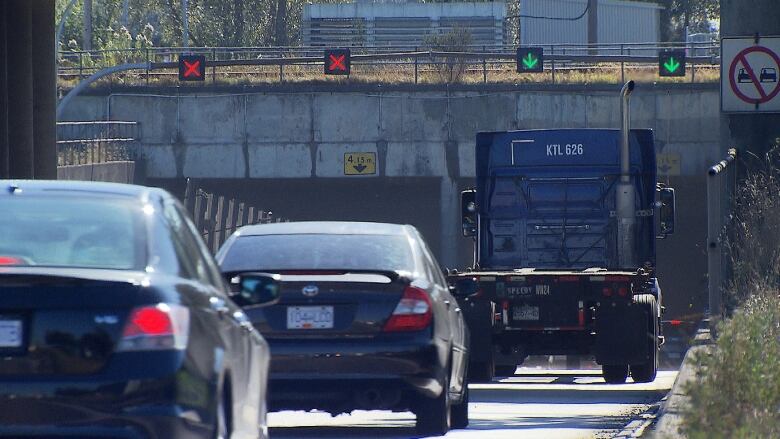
[617,81,637,268]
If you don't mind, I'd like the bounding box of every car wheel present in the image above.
[415,372,451,436]
[450,381,469,429]
[630,294,659,383]
[214,385,232,439]
[602,364,629,384]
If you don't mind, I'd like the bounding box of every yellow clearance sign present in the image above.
[344,152,377,175]
[657,153,681,176]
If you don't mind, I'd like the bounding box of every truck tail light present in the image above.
[617,286,630,297]
[117,304,190,351]
[602,287,613,297]
[384,286,432,332]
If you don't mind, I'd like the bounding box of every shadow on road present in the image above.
[269,371,674,438]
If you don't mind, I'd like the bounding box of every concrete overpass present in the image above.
[62,82,721,319]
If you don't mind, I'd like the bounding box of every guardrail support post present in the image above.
[482,45,487,83]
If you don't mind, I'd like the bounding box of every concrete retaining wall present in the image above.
[57,161,136,183]
[62,85,721,319]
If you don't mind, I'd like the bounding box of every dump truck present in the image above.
[449,82,676,384]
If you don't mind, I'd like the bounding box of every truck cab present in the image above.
[451,126,676,384]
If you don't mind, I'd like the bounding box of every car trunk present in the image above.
[243,272,408,340]
[0,270,142,375]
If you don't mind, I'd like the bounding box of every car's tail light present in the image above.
[383,286,432,332]
[117,304,190,351]
[0,256,22,265]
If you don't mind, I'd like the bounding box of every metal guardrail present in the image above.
[56,121,139,166]
[57,42,721,85]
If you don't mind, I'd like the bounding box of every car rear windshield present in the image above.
[220,234,415,272]
[0,196,145,270]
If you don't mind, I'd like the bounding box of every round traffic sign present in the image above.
[728,45,780,105]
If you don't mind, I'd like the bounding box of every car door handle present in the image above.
[444,300,451,307]
[455,308,461,313]
[209,296,230,315]
[239,321,254,333]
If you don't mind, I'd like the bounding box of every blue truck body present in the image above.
[475,128,657,271]
[451,127,673,384]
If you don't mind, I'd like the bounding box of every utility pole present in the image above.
[122,0,129,28]
[83,0,92,50]
[182,0,189,48]
[588,0,598,55]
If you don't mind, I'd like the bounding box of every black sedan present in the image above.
[216,221,470,435]
[0,180,277,439]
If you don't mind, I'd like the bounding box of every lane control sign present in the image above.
[659,50,686,77]
[179,54,206,81]
[516,47,544,73]
[722,36,780,113]
[325,49,350,75]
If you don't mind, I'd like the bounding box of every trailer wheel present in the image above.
[630,294,659,383]
[602,364,629,384]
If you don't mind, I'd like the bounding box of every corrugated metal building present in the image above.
[302,1,507,47]
[519,0,662,54]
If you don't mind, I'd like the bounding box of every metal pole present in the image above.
[617,81,637,268]
[707,148,737,326]
[121,0,129,28]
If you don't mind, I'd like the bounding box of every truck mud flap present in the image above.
[461,300,494,363]
[594,303,648,365]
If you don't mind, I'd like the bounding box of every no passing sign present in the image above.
[722,36,780,113]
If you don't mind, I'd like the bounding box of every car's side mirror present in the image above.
[229,273,281,308]
[461,189,477,237]
[451,277,480,297]
[657,187,676,238]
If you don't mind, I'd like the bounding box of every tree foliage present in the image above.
[636,0,719,41]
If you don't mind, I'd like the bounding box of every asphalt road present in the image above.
[268,368,677,439]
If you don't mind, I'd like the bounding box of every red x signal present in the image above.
[178,54,206,81]
[324,49,350,75]
[329,54,346,71]
[183,60,201,78]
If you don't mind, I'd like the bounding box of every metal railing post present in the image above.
[550,46,556,84]
[212,48,217,85]
[414,47,418,84]
[620,44,625,83]
[482,45,487,83]
[145,48,150,85]
[707,148,738,329]
[279,48,284,83]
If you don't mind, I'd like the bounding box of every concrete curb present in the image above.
[646,327,714,438]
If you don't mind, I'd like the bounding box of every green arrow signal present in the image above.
[522,53,539,69]
[663,57,681,73]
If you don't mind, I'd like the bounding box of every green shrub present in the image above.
[682,290,780,439]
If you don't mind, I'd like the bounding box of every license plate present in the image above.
[513,306,540,321]
[0,319,22,348]
[287,306,334,329]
